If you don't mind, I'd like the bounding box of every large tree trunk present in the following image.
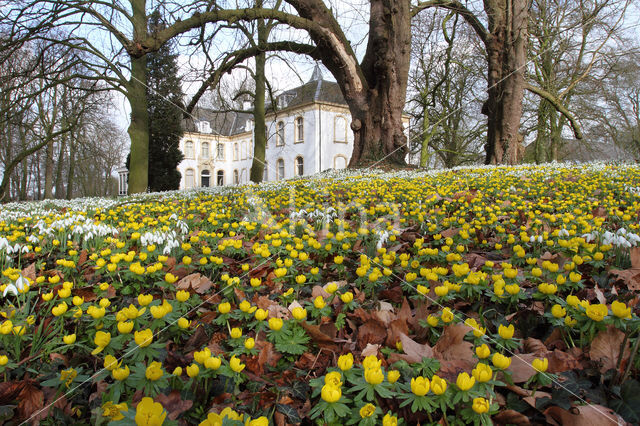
[482,0,528,165]
[250,8,267,183]
[289,0,410,168]
[127,54,150,194]
[347,0,411,167]
[127,0,149,194]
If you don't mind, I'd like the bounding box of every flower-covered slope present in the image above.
[1,162,639,425]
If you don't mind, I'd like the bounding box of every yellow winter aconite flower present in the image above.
[383,412,398,426]
[178,317,191,329]
[102,401,128,421]
[313,296,326,309]
[134,329,153,347]
[440,307,454,323]
[498,324,514,339]
[112,365,130,381]
[492,353,512,370]
[532,358,549,373]
[186,363,199,377]
[244,338,255,350]
[472,363,493,383]
[91,331,111,355]
[104,355,120,371]
[230,356,245,373]
[586,304,608,322]
[117,321,134,334]
[0,355,8,366]
[551,304,566,318]
[138,294,153,306]
[364,367,384,385]
[134,397,167,426]
[291,307,307,320]
[325,371,342,387]
[387,370,400,383]
[431,374,447,395]
[472,397,490,414]
[218,302,231,314]
[268,317,283,331]
[321,384,342,403]
[338,353,353,371]
[359,403,376,418]
[205,356,222,370]
[175,290,190,302]
[456,372,475,391]
[52,302,68,317]
[411,376,430,395]
[611,301,631,319]
[340,291,353,303]
[145,361,164,381]
[63,334,76,344]
[229,327,242,339]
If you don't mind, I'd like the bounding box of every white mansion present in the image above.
[176,66,409,189]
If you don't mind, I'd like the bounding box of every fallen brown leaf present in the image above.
[155,390,193,420]
[493,409,531,425]
[397,332,433,363]
[177,273,213,294]
[544,404,625,426]
[589,325,629,374]
[17,383,44,421]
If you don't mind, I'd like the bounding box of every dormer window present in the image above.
[245,119,253,132]
[197,121,211,134]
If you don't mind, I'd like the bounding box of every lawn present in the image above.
[1,163,639,425]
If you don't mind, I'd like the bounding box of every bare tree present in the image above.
[408,10,486,168]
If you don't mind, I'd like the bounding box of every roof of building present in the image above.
[266,64,347,112]
[184,108,253,137]
[186,65,347,136]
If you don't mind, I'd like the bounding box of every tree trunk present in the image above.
[66,136,76,199]
[289,0,410,168]
[54,135,66,198]
[127,54,150,194]
[347,0,411,167]
[127,0,149,194]
[43,140,54,199]
[482,0,528,165]
[250,8,267,183]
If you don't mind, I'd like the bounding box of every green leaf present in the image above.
[291,380,310,401]
[609,379,640,423]
[277,404,301,424]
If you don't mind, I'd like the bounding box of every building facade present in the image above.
[177,66,408,189]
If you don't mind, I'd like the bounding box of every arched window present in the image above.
[241,168,247,183]
[201,169,210,187]
[185,141,194,158]
[185,169,195,188]
[334,116,347,143]
[294,117,304,143]
[241,142,247,160]
[201,142,209,159]
[276,121,285,146]
[263,163,268,181]
[276,158,285,180]
[233,169,239,185]
[334,155,347,170]
[216,170,225,186]
[294,156,304,176]
[216,143,225,160]
[234,143,239,161]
